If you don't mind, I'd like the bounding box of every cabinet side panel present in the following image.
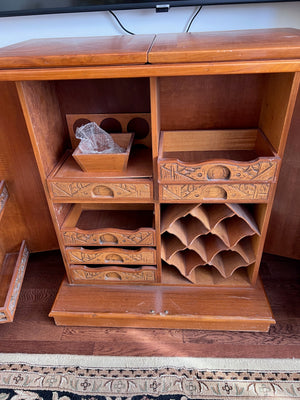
[0,82,57,252]
[265,87,300,259]
[259,73,300,156]
[16,81,70,180]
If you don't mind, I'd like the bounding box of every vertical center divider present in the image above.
[150,77,162,282]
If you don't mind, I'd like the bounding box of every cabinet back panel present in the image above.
[159,75,265,131]
[55,78,150,116]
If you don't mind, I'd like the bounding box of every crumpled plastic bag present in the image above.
[75,122,125,154]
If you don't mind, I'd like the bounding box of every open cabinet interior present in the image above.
[1,30,298,331]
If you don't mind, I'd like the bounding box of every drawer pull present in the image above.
[105,254,124,263]
[92,185,114,198]
[207,165,230,180]
[105,272,122,281]
[202,186,227,200]
[100,234,118,244]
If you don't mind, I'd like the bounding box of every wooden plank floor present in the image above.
[0,250,299,357]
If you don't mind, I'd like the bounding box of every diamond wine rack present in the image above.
[161,203,261,283]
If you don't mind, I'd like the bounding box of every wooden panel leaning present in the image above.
[0,181,9,222]
[0,241,29,323]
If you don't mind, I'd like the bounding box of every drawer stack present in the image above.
[48,113,157,285]
[61,204,157,284]
[158,129,279,202]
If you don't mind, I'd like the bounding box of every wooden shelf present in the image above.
[0,241,29,323]
[51,146,153,180]
[50,276,275,331]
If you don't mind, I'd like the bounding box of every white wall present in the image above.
[0,1,299,47]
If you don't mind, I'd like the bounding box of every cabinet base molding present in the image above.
[49,277,275,332]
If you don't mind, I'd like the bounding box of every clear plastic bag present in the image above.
[75,122,125,154]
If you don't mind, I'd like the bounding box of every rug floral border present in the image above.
[0,363,299,399]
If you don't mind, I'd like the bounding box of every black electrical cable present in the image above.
[108,10,135,35]
[185,5,202,33]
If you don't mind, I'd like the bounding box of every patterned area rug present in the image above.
[0,356,299,400]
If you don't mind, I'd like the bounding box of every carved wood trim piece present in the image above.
[0,181,9,220]
[62,229,155,247]
[49,181,152,201]
[66,247,156,265]
[159,160,278,183]
[0,241,29,323]
[160,183,270,201]
[70,265,157,283]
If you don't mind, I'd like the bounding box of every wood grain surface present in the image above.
[148,29,300,64]
[0,35,155,68]
[0,250,298,357]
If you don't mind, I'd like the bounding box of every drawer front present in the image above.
[48,181,152,202]
[69,265,157,284]
[62,228,156,247]
[160,183,271,202]
[65,247,156,265]
[159,160,278,183]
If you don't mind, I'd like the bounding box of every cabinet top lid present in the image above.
[0,34,155,69]
[148,28,300,64]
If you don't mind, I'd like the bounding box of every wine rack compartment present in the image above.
[61,204,155,246]
[69,264,157,284]
[158,129,279,183]
[161,203,261,284]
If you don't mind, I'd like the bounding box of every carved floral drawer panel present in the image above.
[158,129,279,183]
[69,264,157,284]
[47,151,153,203]
[61,204,156,247]
[48,179,153,202]
[160,183,271,202]
[65,247,157,265]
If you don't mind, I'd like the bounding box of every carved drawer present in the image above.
[69,264,157,284]
[158,129,279,183]
[48,180,153,202]
[65,247,156,265]
[160,183,271,202]
[48,152,153,203]
[61,204,156,247]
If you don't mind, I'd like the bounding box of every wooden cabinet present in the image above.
[0,28,299,331]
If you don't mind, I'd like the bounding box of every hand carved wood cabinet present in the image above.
[0,29,299,330]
